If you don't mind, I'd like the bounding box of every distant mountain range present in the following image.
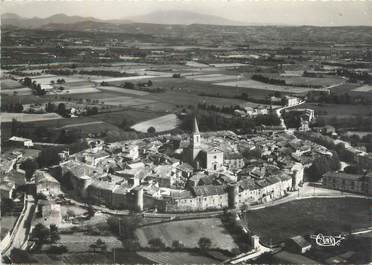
[127,10,244,26]
[1,10,244,28]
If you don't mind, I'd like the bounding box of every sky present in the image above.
[1,0,372,26]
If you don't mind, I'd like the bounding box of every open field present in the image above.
[1,112,63,123]
[215,79,316,93]
[91,75,158,83]
[137,251,220,264]
[32,76,84,85]
[1,87,32,95]
[98,86,150,96]
[131,114,180,132]
[1,79,24,89]
[92,109,164,127]
[186,73,237,82]
[142,77,275,100]
[135,218,238,251]
[330,83,363,94]
[243,198,371,244]
[50,86,101,95]
[353,85,372,92]
[143,91,249,108]
[101,96,155,107]
[57,233,122,252]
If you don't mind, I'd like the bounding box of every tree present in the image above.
[123,82,135,89]
[46,245,67,254]
[148,238,166,249]
[198,237,212,250]
[120,118,132,130]
[45,102,56,113]
[21,159,39,180]
[14,103,24,113]
[89,243,97,252]
[344,165,364,174]
[172,240,184,249]
[147,126,156,134]
[37,147,62,167]
[122,239,140,251]
[11,118,20,136]
[86,204,95,218]
[95,238,106,252]
[34,126,50,141]
[1,198,15,215]
[31,223,50,244]
[49,224,60,243]
[57,103,67,117]
[107,215,143,240]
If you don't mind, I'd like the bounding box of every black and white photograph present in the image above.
[0,0,371,264]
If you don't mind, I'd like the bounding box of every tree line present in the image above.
[307,91,371,105]
[22,77,46,96]
[197,102,245,115]
[252,74,322,88]
[180,110,281,133]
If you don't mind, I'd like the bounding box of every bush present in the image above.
[46,245,67,254]
[147,126,156,134]
[148,238,166,249]
[198,237,212,250]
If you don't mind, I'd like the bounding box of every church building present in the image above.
[185,117,224,171]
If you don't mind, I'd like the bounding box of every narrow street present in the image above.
[2,195,35,257]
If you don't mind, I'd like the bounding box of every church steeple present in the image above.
[191,116,201,153]
[193,116,200,134]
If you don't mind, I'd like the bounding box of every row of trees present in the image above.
[314,115,372,132]
[22,77,46,96]
[117,80,164,93]
[180,111,281,133]
[146,237,212,251]
[336,69,372,84]
[46,102,99,117]
[45,69,136,77]
[197,102,245,115]
[307,91,371,105]
[252,74,286,85]
[252,74,322,88]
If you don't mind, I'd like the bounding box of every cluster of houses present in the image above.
[34,118,344,213]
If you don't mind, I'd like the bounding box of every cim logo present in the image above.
[310,233,345,247]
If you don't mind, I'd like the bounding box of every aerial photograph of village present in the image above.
[0,0,371,264]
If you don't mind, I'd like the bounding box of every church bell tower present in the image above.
[190,117,201,161]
